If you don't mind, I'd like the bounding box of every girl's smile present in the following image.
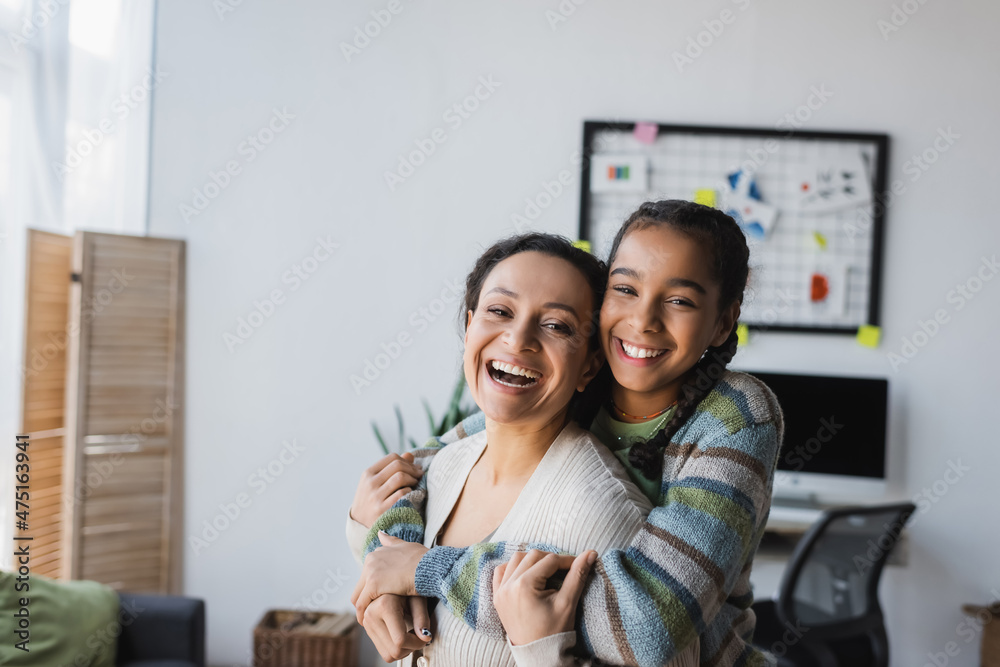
[612,336,670,366]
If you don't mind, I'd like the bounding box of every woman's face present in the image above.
[464,251,602,430]
[600,225,736,398]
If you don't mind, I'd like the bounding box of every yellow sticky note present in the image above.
[572,240,592,254]
[694,189,716,208]
[856,325,881,348]
[736,324,749,347]
[813,231,828,249]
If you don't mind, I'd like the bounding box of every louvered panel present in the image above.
[19,230,73,579]
[64,232,185,593]
[82,452,166,499]
[21,230,72,434]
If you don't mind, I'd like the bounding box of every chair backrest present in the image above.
[777,503,915,634]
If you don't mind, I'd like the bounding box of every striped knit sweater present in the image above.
[362,370,784,667]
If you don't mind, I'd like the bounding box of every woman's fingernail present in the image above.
[587,551,597,565]
[421,628,432,638]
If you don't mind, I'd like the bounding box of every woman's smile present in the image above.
[486,358,544,390]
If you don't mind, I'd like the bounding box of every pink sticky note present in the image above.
[633,122,658,145]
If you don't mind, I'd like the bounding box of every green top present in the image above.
[589,404,676,503]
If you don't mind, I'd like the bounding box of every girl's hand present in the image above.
[350,452,423,528]
[352,533,429,624]
[493,549,597,646]
[361,594,433,662]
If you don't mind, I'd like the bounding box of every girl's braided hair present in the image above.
[607,200,750,481]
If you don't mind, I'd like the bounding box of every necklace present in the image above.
[610,398,677,421]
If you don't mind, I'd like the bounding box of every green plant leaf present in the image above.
[372,421,389,456]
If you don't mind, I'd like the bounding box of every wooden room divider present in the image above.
[19,230,186,594]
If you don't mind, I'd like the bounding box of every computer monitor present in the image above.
[746,370,889,504]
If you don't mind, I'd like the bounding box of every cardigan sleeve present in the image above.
[508,633,592,667]
[413,384,782,667]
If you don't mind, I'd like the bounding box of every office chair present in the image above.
[751,503,916,667]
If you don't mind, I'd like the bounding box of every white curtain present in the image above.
[0,0,155,570]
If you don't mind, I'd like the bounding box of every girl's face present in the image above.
[601,225,738,400]
[464,251,602,430]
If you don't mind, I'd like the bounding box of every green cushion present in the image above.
[0,569,118,667]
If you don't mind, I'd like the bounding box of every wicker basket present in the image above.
[253,610,359,667]
[962,603,1000,667]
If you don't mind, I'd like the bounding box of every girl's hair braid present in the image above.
[606,200,749,481]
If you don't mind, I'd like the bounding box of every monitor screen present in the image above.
[746,371,888,480]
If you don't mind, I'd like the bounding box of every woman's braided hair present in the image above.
[607,200,750,481]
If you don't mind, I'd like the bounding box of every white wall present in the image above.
[147,1,1000,664]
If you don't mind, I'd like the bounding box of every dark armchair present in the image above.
[752,503,916,667]
[116,593,206,667]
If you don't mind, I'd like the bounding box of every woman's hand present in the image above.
[361,594,433,662]
[352,532,429,624]
[493,549,596,646]
[350,452,423,528]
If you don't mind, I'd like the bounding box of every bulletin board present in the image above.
[578,121,889,334]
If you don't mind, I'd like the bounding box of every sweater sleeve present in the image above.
[414,381,782,667]
[361,412,486,560]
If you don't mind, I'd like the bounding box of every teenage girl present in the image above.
[349,233,697,666]
[351,200,784,667]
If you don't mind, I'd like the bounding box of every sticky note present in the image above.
[813,231,828,249]
[856,325,881,348]
[633,122,658,145]
[572,240,592,254]
[694,189,716,208]
[736,324,749,347]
